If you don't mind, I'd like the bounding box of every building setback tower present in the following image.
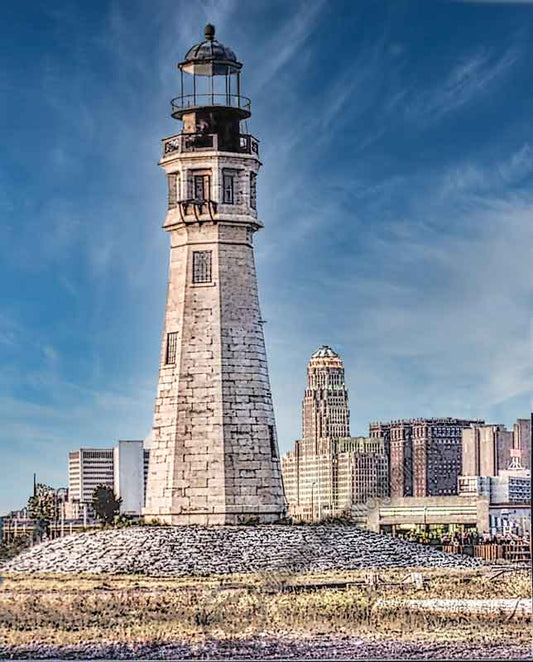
[144,26,286,524]
[302,346,351,448]
[282,346,388,520]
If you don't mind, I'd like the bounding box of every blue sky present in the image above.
[1,0,533,513]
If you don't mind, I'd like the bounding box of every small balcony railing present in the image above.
[177,199,218,222]
[171,93,251,116]
[239,134,259,156]
[162,133,259,157]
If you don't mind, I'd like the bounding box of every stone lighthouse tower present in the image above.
[144,25,287,525]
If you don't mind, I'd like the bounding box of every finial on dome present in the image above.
[205,24,215,41]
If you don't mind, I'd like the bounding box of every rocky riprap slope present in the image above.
[1,525,481,575]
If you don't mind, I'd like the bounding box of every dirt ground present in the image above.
[0,567,531,659]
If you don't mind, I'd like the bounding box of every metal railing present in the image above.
[162,133,259,157]
[171,93,251,115]
[239,134,259,155]
[442,543,531,562]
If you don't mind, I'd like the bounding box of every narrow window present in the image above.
[223,172,235,204]
[269,425,277,459]
[194,174,210,201]
[167,172,179,209]
[250,172,257,209]
[192,250,212,284]
[166,332,178,365]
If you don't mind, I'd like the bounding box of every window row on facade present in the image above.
[169,169,256,208]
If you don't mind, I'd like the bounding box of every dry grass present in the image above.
[0,567,530,650]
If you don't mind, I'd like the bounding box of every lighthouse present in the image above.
[144,25,287,525]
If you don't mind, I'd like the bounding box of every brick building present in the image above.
[369,418,484,497]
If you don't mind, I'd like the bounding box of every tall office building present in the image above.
[281,347,388,520]
[68,448,114,503]
[369,418,484,497]
[461,423,514,476]
[302,346,350,446]
[113,441,146,515]
[513,418,531,470]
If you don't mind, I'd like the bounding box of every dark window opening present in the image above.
[250,172,257,209]
[192,250,212,284]
[166,332,178,364]
[269,425,277,459]
[223,172,235,204]
[194,174,210,201]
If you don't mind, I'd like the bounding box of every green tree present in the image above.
[27,484,59,541]
[0,535,31,561]
[91,484,122,525]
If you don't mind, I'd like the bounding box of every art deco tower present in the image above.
[302,346,351,450]
[144,25,286,524]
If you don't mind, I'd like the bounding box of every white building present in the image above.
[68,448,114,503]
[114,440,146,515]
[68,442,150,517]
[458,470,530,505]
[458,469,530,535]
[491,470,530,504]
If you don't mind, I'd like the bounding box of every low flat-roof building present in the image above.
[458,469,530,505]
[367,493,530,537]
[367,495,490,535]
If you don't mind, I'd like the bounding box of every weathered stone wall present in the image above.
[144,145,286,524]
[218,223,285,518]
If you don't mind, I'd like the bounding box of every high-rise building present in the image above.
[281,346,388,520]
[143,25,286,525]
[513,418,531,470]
[461,423,514,477]
[334,437,389,506]
[68,448,114,504]
[302,346,350,445]
[68,442,149,517]
[369,418,484,497]
[113,441,146,515]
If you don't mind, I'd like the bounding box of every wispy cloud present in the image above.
[405,45,520,124]
[249,0,327,93]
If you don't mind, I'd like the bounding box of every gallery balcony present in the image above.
[162,132,259,157]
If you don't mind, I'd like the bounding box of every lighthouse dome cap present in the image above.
[311,345,340,359]
[183,24,240,68]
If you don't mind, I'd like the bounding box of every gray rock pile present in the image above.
[2,525,481,575]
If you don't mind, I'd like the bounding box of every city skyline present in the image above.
[2,0,533,513]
